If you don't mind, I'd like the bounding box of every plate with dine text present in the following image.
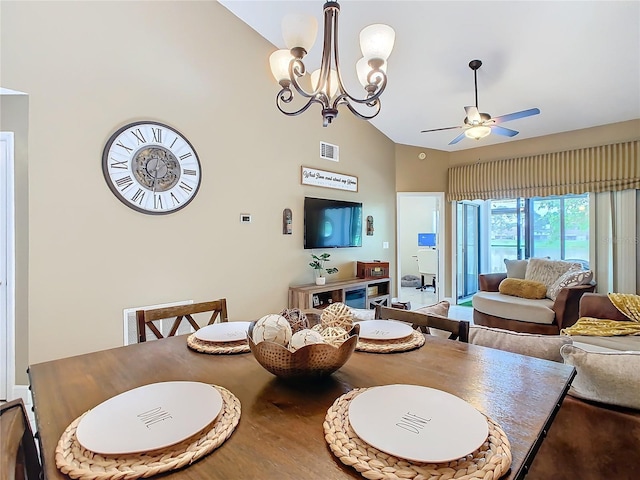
[348,384,488,463]
[76,381,223,455]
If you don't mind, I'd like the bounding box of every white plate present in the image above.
[194,321,251,343]
[355,320,414,340]
[348,384,488,463]
[76,381,223,455]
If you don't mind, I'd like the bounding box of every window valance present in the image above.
[447,140,639,201]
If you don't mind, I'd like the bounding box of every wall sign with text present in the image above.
[301,166,358,192]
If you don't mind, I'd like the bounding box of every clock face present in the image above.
[102,121,201,214]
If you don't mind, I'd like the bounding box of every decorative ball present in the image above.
[321,302,354,331]
[252,314,292,346]
[279,308,310,333]
[311,323,325,333]
[321,326,349,347]
[289,329,325,352]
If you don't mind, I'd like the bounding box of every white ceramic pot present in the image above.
[315,276,326,285]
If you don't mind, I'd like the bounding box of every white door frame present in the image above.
[396,192,446,301]
[1,132,16,400]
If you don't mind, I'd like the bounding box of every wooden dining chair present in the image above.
[375,305,470,342]
[1,398,42,480]
[136,298,229,342]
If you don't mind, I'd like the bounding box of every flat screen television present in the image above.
[304,197,362,249]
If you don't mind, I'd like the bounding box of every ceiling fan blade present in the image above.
[464,106,481,123]
[491,108,540,124]
[448,131,468,145]
[491,125,519,137]
[420,125,462,133]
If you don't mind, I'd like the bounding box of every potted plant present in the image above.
[309,253,339,285]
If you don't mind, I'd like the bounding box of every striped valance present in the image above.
[447,140,640,201]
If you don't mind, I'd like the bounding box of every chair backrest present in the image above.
[416,249,437,274]
[136,298,228,342]
[1,398,42,480]
[375,305,469,342]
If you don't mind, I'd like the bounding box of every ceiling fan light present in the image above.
[269,49,294,84]
[359,23,395,62]
[282,13,318,52]
[465,125,492,140]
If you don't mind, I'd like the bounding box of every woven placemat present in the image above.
[55,385,241,480]
[324,388,512,480]
[187,333,250,354]
[356,330,425,353]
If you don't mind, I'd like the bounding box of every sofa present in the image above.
[472,258,596,335]
[527,292,640,480]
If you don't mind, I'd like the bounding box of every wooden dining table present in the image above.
[28,333,575,480]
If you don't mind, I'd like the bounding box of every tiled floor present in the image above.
[395,286,474,323]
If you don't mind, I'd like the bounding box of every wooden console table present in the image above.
[288,277,391,311]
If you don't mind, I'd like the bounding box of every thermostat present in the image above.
[240,214,252,223]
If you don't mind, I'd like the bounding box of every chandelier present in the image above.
[269,1,395,127]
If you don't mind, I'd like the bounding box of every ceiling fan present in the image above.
[421,59,540,145]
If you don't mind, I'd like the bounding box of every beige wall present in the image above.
[0,93,29,385]
[1,1,396,376]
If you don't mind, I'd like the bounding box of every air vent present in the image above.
[123,300,193,345]
[320,141,339,162]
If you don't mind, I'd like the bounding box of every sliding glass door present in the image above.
[456,202,480,299]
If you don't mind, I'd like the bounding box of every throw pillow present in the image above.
[525,258,582,289]
[504,258,528,279]
[560,344,640,409]
[469,325,572,362]
[498,278,547,299]
[414,301,450,338]
[547,269,594,301]
[349,307,375,321]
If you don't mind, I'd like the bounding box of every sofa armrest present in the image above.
[478,273,507,292]
[552,283,597,330]
[579,293,631,321]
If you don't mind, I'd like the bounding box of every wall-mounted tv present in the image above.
[304,197,363,249]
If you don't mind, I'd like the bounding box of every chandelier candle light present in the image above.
[269,1,395,127]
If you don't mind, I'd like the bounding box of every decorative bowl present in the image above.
[247,323,359,379]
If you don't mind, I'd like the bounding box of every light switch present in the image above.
[383,242,389,249]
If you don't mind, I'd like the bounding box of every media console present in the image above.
[288,277,391,311]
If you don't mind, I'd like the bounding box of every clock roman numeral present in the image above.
[152,127,162,143]
[170,137,178,148]
[132,188,145,205]
[116,141,133,154]
[110,159,128,170]
[179,152,192,161]
[183,169,196,176]
[170,192,180,206]
[131,129,146,145]
[179,181,193,193]
[115,175,134,191]
[154,194,163,210]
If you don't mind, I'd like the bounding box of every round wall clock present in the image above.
[102,121,201,215]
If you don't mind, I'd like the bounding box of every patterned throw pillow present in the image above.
[498,278,548,299]
[470,325,572,362]
[547,269,594,301]
[504,259,528,279]
[414,301,451,338]
[561,344,640,409]
[524,258,582,290]
[349,307,375,321]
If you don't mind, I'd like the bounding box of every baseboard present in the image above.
[11,384,32,407]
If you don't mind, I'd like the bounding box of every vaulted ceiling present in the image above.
[219,0,640,151]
